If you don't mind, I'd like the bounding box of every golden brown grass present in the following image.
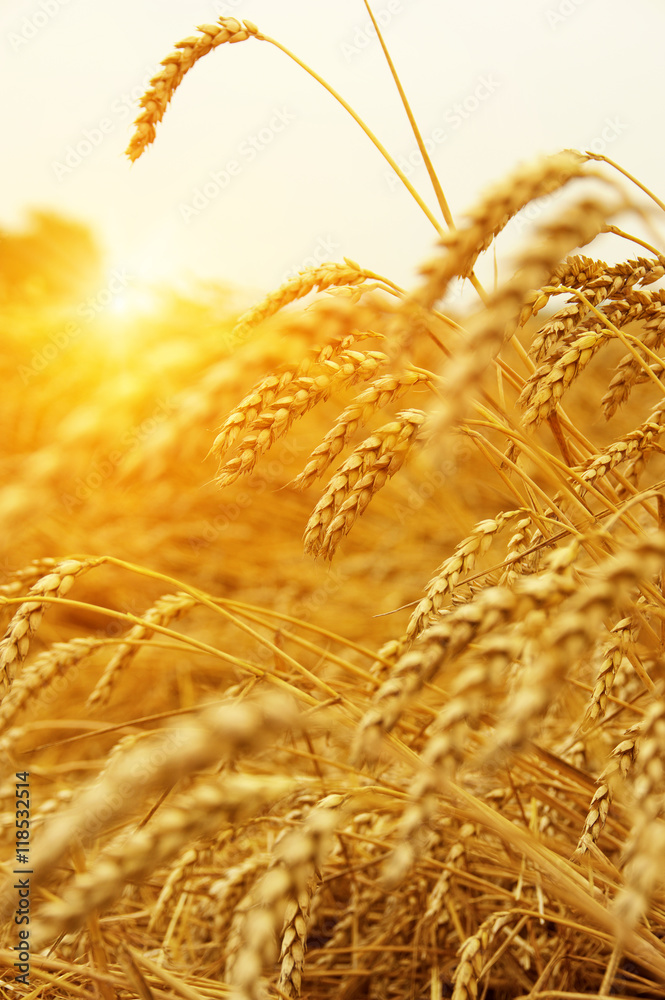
[3,7,665,1000]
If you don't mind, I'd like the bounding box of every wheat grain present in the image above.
[601,290,665,418]
[580,618,637,732]
[0,636,100,737]
[303,409,426,559]
[451,912,516,1000]
[489,540,665,762]
[87,592,197,708]
[292,369,429,490]
[415,150,587,309]
[126,18,259,162]
[526,257,664,363]
[232,260,381,342]
[520,287,665,429]
[0,557,100,695]
[214,350,387,488]
[0,695,296,920]
[406,510,520,641]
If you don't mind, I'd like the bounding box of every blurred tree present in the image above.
[0,210,102,305]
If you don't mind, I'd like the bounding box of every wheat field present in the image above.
[2,9,665,1000]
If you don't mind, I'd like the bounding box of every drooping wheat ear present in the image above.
[489,538,665,764]
[415,150,588,308]
[147,845,198,934]
[421,823,476,940]
[451,912,517,1000]
[405,510,521,642]
[573,727,640,859]
[354,588,520,763]
[0,557,101,695]
[211,333,379,461]
[613,700,665,933]
[214,349,388,488]
[207,854,269,949]
[126,18,259,162]
[518,287,665,430]
[0,636,101,738]
[519,254,606,331]
[0,557,61,596]
[526,256,665,363]
[30,772,295,951]
[580,617,637,732]
[601,289,665,418]
[0,695,296,918]
[303,408,426,559]
[575,398,665,495]
[87,592,197,708]
[232,259,386,342]
[424,197,610,448]
[498,515,535,587]
[384,638,516,887]
[292,369,430,490]
[227,799,340,1000]
[356,539,622,763]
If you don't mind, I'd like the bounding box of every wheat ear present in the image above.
[303,409,426,559]
[0,557,100,694]
[31,772,295,950]
[126,18,259,161]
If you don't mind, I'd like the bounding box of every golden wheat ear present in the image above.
[126,18,259,162]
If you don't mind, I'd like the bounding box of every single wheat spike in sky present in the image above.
[126,18,260,162]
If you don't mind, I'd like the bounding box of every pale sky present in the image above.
[2,0,664,300]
